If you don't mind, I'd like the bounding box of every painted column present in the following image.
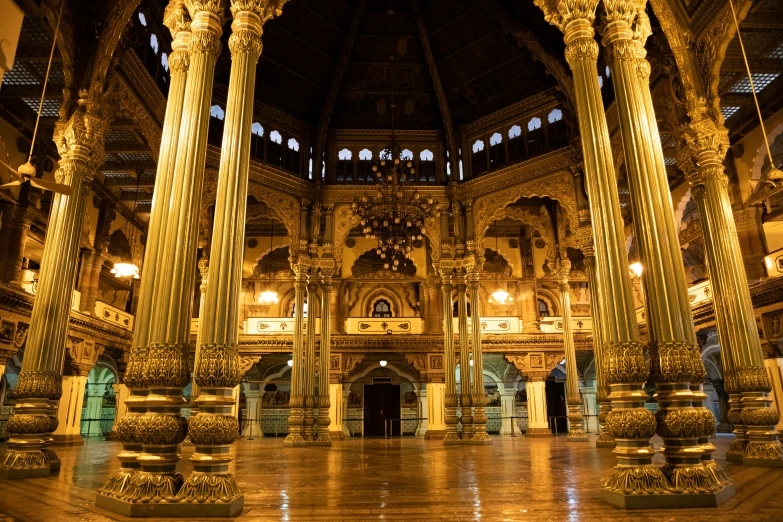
[534,0,660,502]
[438,264,459,444]
[468,267,491,444]
[681,118,783,467]
[0,203,31,284]
[415,388,428,437]
[77,251,102,315]
[426,380,446,439]
[52,375,87,445]
[765,358,783,433]
[499,389,517,435]
[525,377,551,436]
[243,390,262,438]
[314,270,333,445]
[111,383,130,434]
[601,1,731,497]
[284,266,307,446]
[456,270,472,441]
[0,102,104,479]
[556,259,586,441]
[328,381,344,440]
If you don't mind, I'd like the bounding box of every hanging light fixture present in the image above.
[629,262,643,279]
[488,220,512,304]
[351,8,439,271]
[258,220,280,304]
[111,173,141,279]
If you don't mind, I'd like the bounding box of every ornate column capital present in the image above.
[534,0,599,33]
[678,115,730,187]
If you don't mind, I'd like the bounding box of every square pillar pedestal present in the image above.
[52,375,87,445]
[525,379,551,437]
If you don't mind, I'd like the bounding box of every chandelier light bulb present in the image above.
[410,168,415,174]
[395,217,400,224]
[427,197,433,204]
[381,253,386,259]
[380,360,388,367]
[394,259,399,266]
[259,290,279,304]
[394,158,400,165]
[384,263,390,269]
[381,160,386,166]
[376,249,381,255]
[630,262,643,278]
[362,195,368,203]
[407,221,412,227]
[372,165,378,172]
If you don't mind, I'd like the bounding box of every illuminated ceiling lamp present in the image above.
[488,220,513,305]
[112,170,142,280]
[258,220,279,304]
[380,360,388,367]
[629,261,643,279]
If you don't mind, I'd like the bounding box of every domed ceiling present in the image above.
[212,0,568,130]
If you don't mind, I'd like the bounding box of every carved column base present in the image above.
[302,395,316,442]
[567,403,588,442]
[0,398,58,478]
[596,398,616,448]
[443,403,461,445]
[470,404,493,445]
[726,393,746,461]
[313,395,333,446]
[284,397,308,447]
[96,492,243,518]
[741,391,783,467]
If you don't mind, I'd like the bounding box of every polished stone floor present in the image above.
[0,434,782,521]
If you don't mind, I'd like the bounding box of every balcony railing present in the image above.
[451,317,523,334]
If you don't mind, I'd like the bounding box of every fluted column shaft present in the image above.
[0,131,99,479]
[601,2,730,494]
[303,278,319,441]
[456,274,472,441]
[284,267,307,446]
[315,273,333,445]
[684,135,783,465]
[468,269,491,444]
[178,4,268,505]
[439,271,459,444]
[558,260,587,441]
[534,0,661,498]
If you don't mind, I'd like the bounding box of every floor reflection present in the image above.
[0,434,781,521]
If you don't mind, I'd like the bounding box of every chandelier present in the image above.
[111,172,141,279]
[351,140,440,270]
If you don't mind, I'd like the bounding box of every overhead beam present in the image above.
[262,55,324,89]
[718,94,758,106]
[427,4,480,37]
[720,58,783,74]
[298,3,347,35]
[0,85,65,98]
[105,142,152,153]
[103,176,156,188]
[449,54,525,91]
[313,0,368,180]
[477,0,576,113]
[410,0,459,174]
[270,23,336,61]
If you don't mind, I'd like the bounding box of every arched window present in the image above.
[149,33,159,54]
[268,130,283,167]
[401,149,413,161]
[250,122,265,161]
[459,159,464,181]
[291,301,308,318]
[138,12,148,26]
[605,66,611,78]
[527,117,543,157]
[210,105,225,120]
[472,140,487,176]
[452,301,472,318]
[419,149,435,182]
[508,125,524,163]
[538,299,550,318]
[357,148,373,182]
[285,137,300,173]
[489,132,505,170]
[598,75,604,89]
[337,148,353,182]
[372,299,392,318]
[161,53,169,72]
[548,108,568,149]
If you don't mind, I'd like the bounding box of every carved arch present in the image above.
[246,181,300,262]
[361,286,405,318]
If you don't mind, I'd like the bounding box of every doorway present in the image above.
[545,380,568,435]
[363,383,400,437]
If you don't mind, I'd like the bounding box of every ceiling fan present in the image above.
[0,1,71,197]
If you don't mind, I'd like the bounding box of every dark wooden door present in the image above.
[545,380,568,435]
[363,384,401,437]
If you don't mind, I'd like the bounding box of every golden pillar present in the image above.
[680,116,783,467]
[600,0,732,503]
[284,265,308,446]
[576,223,614,448]
[468,265,492,444]
[439,265,460,444]
[303,276,319,442]
[0,103,103,479]
[556,259,587,441]
[534,0,662,505]
[314,269,333,445]
[456,270,472,441]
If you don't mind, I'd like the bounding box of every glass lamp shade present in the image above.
[259,290,280,304]
[490,289,510,304]
[111,262,140,279]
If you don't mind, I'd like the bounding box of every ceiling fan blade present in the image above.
[0,180,24,190]
[28,178,73,196]
[0,158,20,177]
